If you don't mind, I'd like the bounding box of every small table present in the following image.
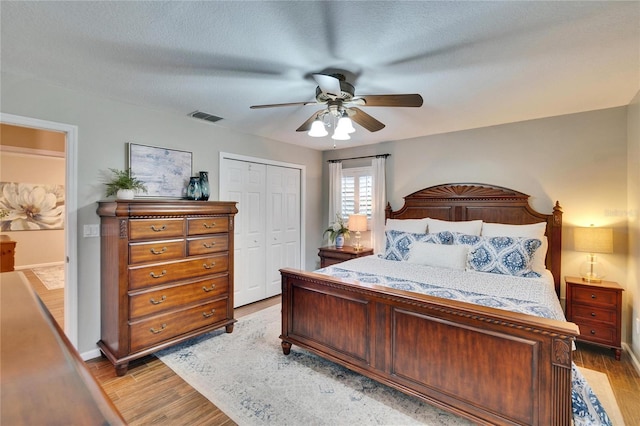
[318,245,374,268]
[565,276,624,360]
[1,235,17,272]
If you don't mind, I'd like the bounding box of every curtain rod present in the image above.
[327,153,390,163]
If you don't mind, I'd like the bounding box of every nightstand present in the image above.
[318,245,374,268]
[565,276,624,360]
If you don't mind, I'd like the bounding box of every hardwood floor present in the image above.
[24,272,640,425]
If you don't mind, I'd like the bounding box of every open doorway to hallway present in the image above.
[0,114,78,347]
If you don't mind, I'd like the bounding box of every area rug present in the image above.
[156,304,623,425]
[31,265,64,290]
[577,367,625,425]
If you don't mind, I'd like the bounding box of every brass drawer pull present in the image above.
[150,247,167,255]
[202,309,216,318]
[203,222,217,229]
[150,295,166,305]
[203,262,216,269]
[150,270,167,278]
[150,224,167,232]
[203,241,216,248]
[202,284,217,292]
[150,324,167,334]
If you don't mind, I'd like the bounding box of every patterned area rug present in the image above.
[31,265,64,290]
[577,367,625,425]
[156,304,623,426]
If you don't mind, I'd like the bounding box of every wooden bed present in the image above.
[280,183,578,426]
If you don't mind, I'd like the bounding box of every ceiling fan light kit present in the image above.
[250,71,423,145]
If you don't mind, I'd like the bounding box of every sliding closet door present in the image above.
[266,166,301,297]
[221,156,302,307]
[220,159,267,307]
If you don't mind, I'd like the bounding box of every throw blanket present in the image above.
[318,257,612,426]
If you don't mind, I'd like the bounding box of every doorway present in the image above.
[0,113,78,347]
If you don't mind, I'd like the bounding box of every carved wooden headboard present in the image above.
[385,183,563,296]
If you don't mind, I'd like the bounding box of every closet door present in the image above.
[266,166,301,297]
[220,159,266,307]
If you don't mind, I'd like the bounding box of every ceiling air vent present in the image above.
[189,111,223,123]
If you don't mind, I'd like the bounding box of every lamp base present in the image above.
[581,275,603,283]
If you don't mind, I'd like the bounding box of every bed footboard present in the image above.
[280,268,579,426]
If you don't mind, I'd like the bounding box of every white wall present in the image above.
[627,91,640,363]
[324,107,632,344]
[1,72,324,354]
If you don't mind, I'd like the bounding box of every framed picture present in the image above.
[128,143,192,198]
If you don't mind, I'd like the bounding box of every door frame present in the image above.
[219,152,306,269]
[0,113,78,347]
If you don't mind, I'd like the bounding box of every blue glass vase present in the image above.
[199,171,210,201]
[186,177,202,200]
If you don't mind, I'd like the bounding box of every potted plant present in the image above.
[323,213,350,248]
[105,168,148,199]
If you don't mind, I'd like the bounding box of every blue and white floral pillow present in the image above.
[384,230,454,261]
[451,233,542,277]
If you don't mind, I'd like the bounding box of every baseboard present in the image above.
[81,348,102,362]
[623,342,640,375]
[15,261,65,270]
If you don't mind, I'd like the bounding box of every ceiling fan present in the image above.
[250,73,423,138]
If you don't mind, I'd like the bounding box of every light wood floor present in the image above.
[27,272,640,425]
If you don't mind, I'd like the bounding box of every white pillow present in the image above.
[481,222,548,273]
[406,242,469,270]
[481,222,546,238]
[426,218,483,236]
[385,218,429,233]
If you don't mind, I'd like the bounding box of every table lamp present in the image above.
[348,214,368,251]
[574,225,613,283]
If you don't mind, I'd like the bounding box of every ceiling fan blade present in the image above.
[356,94,423,107]
[312,73,341,98]
[250,101,316,109]
[349,107,385,132]
[296,111,323,132]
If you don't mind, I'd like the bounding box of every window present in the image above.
[341,167,372,220]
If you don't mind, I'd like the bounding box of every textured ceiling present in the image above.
[1,1,638,150]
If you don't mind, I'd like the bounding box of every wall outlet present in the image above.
[83,224,100,238]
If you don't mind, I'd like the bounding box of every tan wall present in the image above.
[627,91,640,361]
[0,124,65,267]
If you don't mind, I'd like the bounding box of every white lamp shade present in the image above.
[336,116,356,134]
[331,129,350,140]
[308,120,328,137]
[574,226,613,253]
[348,214,368,232]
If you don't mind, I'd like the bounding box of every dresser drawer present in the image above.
[570,304,616,326]
[129,218,184,240]
[574,321,617,346]
[129,275,229,318]
[571,286,618,307]
[187,217,229,236]
[129,298,228,352]
[129,239,185,264]
[187,235,229,256]
[128,253,229,290]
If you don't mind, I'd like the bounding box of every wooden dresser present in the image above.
[97,199,238,375]
[1,235,17,272]
[1,271,125,425]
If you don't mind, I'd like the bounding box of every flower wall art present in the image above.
[0,182,65,231]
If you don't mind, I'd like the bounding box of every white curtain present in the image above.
[328,161,342,227]
[371,156,386,254]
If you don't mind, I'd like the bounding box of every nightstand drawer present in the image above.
[571,286,618,307]
[574,321,617,346]
[570,304,617,326]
